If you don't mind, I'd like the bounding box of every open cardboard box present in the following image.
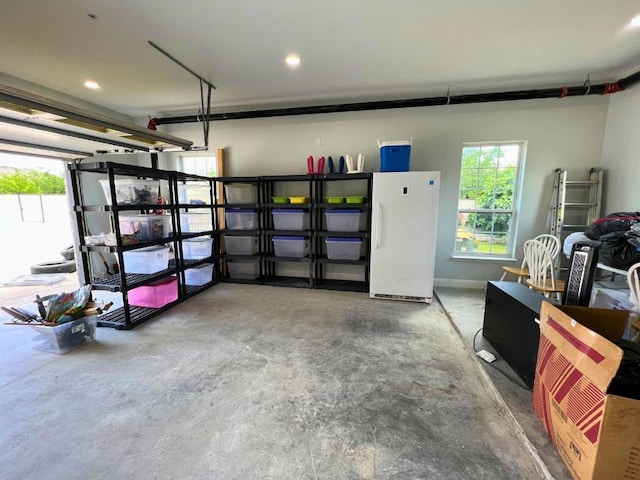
[532,302,640,480]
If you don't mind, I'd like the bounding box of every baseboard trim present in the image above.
[434,278,486,289]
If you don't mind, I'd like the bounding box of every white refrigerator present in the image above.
[369,171,440,303]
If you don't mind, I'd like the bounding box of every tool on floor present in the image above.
[83,301,114,316]
[1,306,38,322]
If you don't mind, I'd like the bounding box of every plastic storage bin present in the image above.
[225,183,257,204]
[272,209,310,231]
[289,196,310,204]
[99,179,159,205]
[29,315,97,354]
[178,183,211,205]
[326,237,362,260]
[325,209,361,232]
[224,235,259,255]
[128,276,178,308]
[225,209,258,230]
[122,245,170,274]
[272,236,309,258]
[228,259,260,280]
[180,212,213,233]
[379,140,411,172]
[118,214,165,244]
[182,237,213,260]
[185,263,214,286]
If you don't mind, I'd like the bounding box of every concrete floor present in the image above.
[1,283,553,480]
[435,287,572,480]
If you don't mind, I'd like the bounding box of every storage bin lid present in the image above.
[273,209,305,214]
[326,237,362,243]
[378,140,412,148]
[191,262,214,270]
[223,234,257,239]
[119,213,165,220]
[273,236,305,241]
[325,209,361,214]
[226,208,256,213]
[225,183,254,188]
[125,245,169,253]
[184,237,212,243]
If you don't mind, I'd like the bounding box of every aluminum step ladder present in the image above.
[549,168,603,269]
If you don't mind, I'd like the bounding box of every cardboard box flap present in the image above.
[539,302,624,393]
[557,305,629,340]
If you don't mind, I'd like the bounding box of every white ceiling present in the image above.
[1,0,640,119]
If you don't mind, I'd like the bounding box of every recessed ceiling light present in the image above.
[84,80,100,90]
[631,15,640,27]
[285,54,301,68]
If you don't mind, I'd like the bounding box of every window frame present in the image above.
[178,153,218,177]
[453,141,526,260]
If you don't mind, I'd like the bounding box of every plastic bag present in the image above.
[598,231,640,270]
[45,285,92,324]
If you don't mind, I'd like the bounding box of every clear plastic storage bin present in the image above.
[325,237,362,260]
[272,209,310,231]
[224,183,257,204]
[99,179,159,205]
[224,235,259,255]
[227,259,260,280]
[185,263,214,286]
[182,237,213,260]
[178,183,211,205]
[118,214,165,244]
[180,212,213,233]
[325,209,361,232]
[122,245,170,274]
[272,236,309,258]
[225,209,258,230]
[29,315,97,355]
[129,276,178,308]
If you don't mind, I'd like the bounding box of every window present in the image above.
[455,142,525,258]
[179,154,217,177]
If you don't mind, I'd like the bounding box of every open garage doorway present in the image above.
[0,153,76,292]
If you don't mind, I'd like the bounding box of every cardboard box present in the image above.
[532,302,640,480]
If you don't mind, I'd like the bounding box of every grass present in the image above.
[475,241,507,254]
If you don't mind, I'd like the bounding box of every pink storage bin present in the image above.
[128,276,178,308]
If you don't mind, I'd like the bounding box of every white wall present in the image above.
[600,84,640,214]
[157,96,609,282]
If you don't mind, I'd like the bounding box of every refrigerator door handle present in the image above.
[375,203,382,249]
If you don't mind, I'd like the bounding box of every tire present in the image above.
[60,245,75,261]
[31,260,77,275]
